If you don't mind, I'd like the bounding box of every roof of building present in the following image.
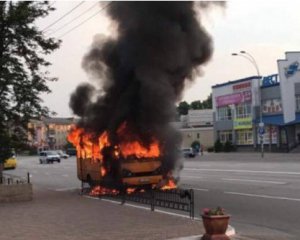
[212,76,261,89]
[43,117,76,125]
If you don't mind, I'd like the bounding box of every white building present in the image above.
[212,51,300,151]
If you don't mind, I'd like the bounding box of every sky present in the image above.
[38,0,300,117]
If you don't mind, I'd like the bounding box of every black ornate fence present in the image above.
[81,183,194,219]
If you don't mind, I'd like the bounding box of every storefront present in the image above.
[212,76,260,147]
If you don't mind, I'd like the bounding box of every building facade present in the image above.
[28,117,76,150]
[173,109,214,149]
[212,51,300,151]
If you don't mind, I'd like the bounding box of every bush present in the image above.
[191,140,200,153]
[214,139,223,152]
[223,141,234,152]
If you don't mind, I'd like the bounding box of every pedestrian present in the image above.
[200,144,204,156]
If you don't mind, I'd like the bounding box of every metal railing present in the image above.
[81,183,194,219]
[1,172,30,185]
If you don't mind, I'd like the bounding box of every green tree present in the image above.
[0,1,60,181]
[190,100,202,110]
[177,101,190,115]
[202,93,212,109]
[214,139,223,152]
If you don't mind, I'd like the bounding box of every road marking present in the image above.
[225,191,300,202]
[184,168,300,175]
[193,188,209,192]
[54,187,79,191]
[222,178,287,185]
[62,174,69,177]
[181,176,203,179]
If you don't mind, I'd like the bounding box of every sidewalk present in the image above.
[0,187,292,240]
[0,188,206,240]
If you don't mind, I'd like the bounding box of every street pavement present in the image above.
[2,153,300,239]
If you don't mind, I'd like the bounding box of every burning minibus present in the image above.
[68,124,167,190]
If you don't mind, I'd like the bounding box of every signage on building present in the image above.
[278,52,300,123]
[216,91,252,107]
[233,117,252,130]
[232,81,251,91]
[261,74,279,87]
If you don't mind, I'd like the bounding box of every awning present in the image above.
[255,113,300,126]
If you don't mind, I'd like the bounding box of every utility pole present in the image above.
[232,51,264,158]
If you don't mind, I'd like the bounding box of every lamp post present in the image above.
[232,51,264,158]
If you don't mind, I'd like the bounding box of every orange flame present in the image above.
[67,123,160,160]
[161,179,177,190]
[90,186,119,196]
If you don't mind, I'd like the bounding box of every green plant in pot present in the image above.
[201,207,231,240]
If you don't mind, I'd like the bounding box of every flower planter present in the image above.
[201,214,230,240]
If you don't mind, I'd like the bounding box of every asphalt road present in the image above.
[180,153,300,239]
[4,153,300,239]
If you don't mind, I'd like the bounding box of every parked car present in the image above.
[181,148,196,158]
[66,148,77,156]
[56,150,69,159]
[39,151,61,164]
[4,156,17,169]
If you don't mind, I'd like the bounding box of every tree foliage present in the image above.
[177,101,190,115]
[0,1,60,164]
[177,94,212,115]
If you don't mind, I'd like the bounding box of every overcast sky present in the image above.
[38,0,300,117]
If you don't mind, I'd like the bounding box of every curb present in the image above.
[168,225,236,240]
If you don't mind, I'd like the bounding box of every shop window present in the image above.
[219,131,233,143]
[217,106,232,121]
[236,129,253,145]
[235,103,252,118]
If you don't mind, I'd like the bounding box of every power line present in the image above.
[58,2,112,39]
[49,2,100,36]
[42,1,85,32]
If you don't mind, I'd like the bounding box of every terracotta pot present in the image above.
[201,214,230,240]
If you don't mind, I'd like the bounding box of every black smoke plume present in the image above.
[70,2,215,177]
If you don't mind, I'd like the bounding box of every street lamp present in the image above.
[232,51,264,158]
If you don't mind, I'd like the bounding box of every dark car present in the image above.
[66,148,77,156]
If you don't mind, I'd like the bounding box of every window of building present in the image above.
[235,103,252,118]
[296,95,300,111]
[219,131,233,143]
[197,133,200,139]
[236,129,253,145]
[217,106,232,120]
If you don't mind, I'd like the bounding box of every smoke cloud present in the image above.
[70,2,215,176]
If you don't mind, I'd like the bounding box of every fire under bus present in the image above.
[68,126,171,191]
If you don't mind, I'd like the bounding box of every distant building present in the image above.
[212,51,300,152]
[173,109,214,149]
[28,117,76,150]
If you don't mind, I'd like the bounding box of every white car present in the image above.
[181,148,196,158]
[56,150,69,159]
[39,151,61,164]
